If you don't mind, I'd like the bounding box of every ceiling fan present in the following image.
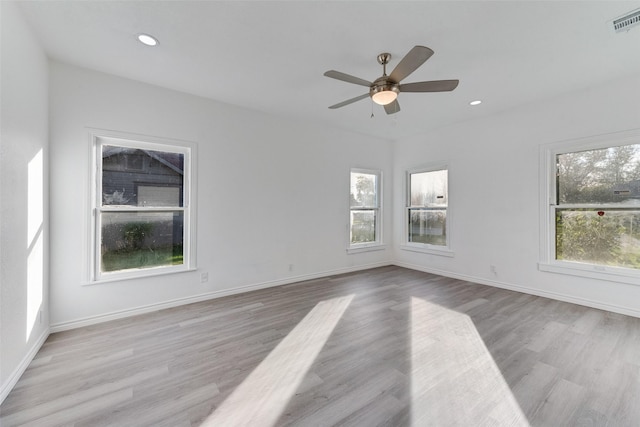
[324,45,459,115]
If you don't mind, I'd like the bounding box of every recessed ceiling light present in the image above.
[137,33,158,47]
[469,100,482,106]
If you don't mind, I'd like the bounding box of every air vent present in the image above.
[613,9,640,33]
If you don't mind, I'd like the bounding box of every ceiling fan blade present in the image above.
[388,45,434,83]
[384,99,400,115]
[400,80,459,92]
[328,93,370,109]
[324,70,372,87]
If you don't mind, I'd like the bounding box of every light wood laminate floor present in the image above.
[2,266,640,426]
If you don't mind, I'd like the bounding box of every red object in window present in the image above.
[597,211,605,216]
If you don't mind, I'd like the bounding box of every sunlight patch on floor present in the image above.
[201,294,354,427]
[410,297,529,426]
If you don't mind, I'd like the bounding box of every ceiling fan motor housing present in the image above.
[370,76,400,104]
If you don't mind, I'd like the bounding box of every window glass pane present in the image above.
[102,145,184,207]
[557,143,640,204]
[350,172,377,207]
[137,186,180,207]
[350,210,376,244]
[410,170,448,207]
[101,211,184,273]
[556,208,640,268]
[408,209,446,246]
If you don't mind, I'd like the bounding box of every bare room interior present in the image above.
[2,1,640,425]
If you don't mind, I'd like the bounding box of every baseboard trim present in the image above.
[50,259,640,333]
[394,261,640,318]
[50,261,392,333]
[0,327,50,405]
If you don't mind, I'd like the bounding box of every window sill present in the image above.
[538,261,640,286]
[400,244,454,257]
[86,266,198,286]
[347,244,387,254]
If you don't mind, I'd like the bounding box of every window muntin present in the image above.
[553,143,640,270]
[349,170,381,246]
[93,137,193,281]
[407,168,449,248]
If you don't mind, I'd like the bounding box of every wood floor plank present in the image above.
[530,379,585,425]
[2,266,640,426]
[511,361,559,417]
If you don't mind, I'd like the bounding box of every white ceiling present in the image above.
[16,1,640,140]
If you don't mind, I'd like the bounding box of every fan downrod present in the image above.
[377,53,391,76]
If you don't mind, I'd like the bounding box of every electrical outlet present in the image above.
[288,264,294,272]
[200,272,209,283]
[490,265,497,275]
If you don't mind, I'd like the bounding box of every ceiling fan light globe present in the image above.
[372,90,398,106]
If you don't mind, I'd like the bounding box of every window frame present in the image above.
[88,131,197,284]
[347,168,385,253]
[539,128,640,284]
[401,164,453,257]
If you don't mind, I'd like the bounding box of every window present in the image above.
[403,166,452,255]
[91,133,195,282]
[540,130,640,283]
[349,169,382,250]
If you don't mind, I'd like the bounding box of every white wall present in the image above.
[0,2,50,402]
[49,62,393,328]
[393,72,640,316]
